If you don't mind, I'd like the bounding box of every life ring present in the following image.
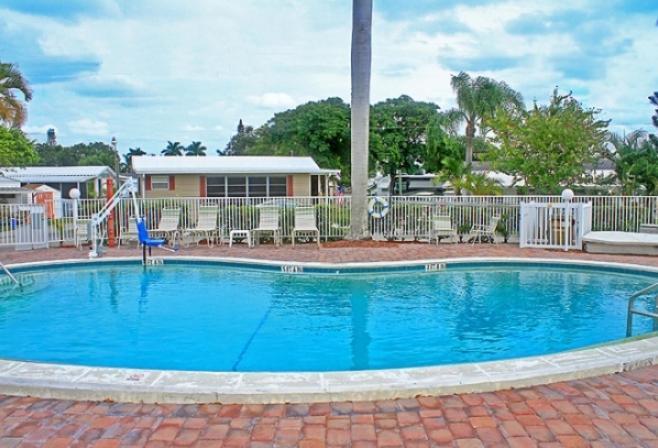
[368,197,390,219]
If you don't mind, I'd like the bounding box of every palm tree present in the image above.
[123,147,146,169]
[450,72,524,164]
[0,62,32,128]
[349,0,372,240]
[161,141,184,156]
[186,141,207,156]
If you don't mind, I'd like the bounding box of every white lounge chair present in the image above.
[151,208,180,246]
[429,215,457,244]
[469,216,500,244]
[292,207,320,247]
[252,206,281,246]
[74,219,90,249]
[186,206,219,247]
[118,216,139,247]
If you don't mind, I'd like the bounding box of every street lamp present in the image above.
[111,136,120,185]
[561,188,574,251]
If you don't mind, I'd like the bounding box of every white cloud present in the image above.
[183,124,205,132]
[6,0,655,150]
[247,93,297,109]
[68,118,110,136]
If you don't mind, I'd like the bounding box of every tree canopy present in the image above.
[449,72,524,163]
[369,95,442,190]
[162,141,184,156]
[609,131,658,195]
[186,141,207,156]
[0,62,32,128]
[227,98,351,180]
[35,141,119,168]
[0,126,38,166]
[487,89,609,194]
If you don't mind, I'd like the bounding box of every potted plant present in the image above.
[457,223,471,243]
[496,213,510,243]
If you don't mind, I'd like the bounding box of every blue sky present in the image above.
[0,0,656,153]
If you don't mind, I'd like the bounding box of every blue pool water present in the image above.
[0,261,656,372]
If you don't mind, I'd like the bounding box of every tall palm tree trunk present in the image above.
[465,120,475,164]
[349,0,372,240]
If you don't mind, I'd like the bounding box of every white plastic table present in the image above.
[229,230,252,248]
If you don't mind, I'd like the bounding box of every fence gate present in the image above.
[14,204,49,250]
[519,202,592,251]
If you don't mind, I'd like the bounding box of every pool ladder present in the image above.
[0,261,19,286]
[626,282,658,337]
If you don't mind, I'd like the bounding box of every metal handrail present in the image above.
[627,282,658,337]
[0,262,19,286]
[630,282,658,300]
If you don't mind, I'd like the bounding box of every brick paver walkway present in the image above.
[1,243,658,447]
[0,367,657,447]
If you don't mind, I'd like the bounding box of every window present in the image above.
[207,176,226,197]
[205,175,288,197]
[151,175,170,190]
[227,176,247,197]
[269,176,287,197]
[248,176,267,197]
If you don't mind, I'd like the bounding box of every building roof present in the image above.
[0,175,21,189]
[0,166,116,183]
[131,156,339,175]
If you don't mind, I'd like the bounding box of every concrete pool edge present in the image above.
[1,256,657,404]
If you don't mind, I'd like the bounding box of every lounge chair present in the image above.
[469,216,500,244]
[151,208,180,247]
[118,216,139,247]
[186,206,219,247]
[429,215,457,244]
[74,219,90,249]
[252,206,281,246]
[292,207,320,247]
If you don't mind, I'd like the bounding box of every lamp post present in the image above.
[69,188,81,246]
[111,137,120,185]
[561,188,574,251]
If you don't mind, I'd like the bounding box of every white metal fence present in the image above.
[0,195,656,249]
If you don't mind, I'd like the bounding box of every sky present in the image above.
[1,0,656,154]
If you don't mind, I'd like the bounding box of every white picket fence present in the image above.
[0,195,656,248]
[519,202,593,250]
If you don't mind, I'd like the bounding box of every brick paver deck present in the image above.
[1,243,658,447]
[0,367,656,447]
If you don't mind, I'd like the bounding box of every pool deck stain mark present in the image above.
[231,304,275,371]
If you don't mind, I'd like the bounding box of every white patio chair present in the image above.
[292,207,320,247]
[151,208,180,247]
[429,215,457,244]
[186,206,219,247]
[74,219,90,249]
[252,206,281,246]
[118,216,139,247]
[469,216,500,244]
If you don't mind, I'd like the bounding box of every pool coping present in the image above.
[1,256,658,404]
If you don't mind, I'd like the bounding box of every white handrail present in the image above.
[0,262,19,285]
[89,178,139,258]
[627,282,658,337]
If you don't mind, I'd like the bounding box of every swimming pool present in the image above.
[0,259,656,373]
